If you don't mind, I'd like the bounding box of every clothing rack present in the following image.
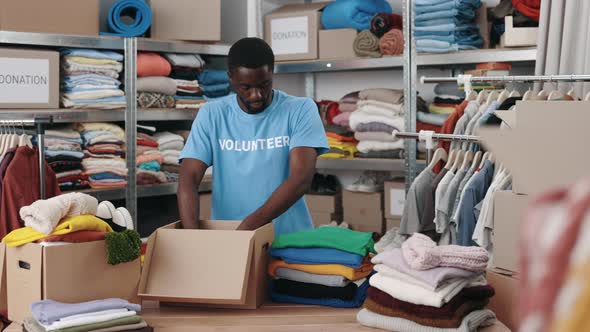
[421,74,590,84]
[0,117,53,199]
[395,131,480,165]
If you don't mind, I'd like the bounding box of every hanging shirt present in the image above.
[180,90,329,235]
[456,160,495,246]
[0,146,60,239]
[437,168,468,245]
[421,168,448,239]
[400,169,437,236]
[449,101,479,150]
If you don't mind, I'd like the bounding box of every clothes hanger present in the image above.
[17,123,32,148]
[450,150,464,173]
[470,150,482,171]
[443,149,456,170]
[548,90,564,100]
[478,151,490,169]
[0,126,8,155]
[425,147,448,173]
[522,88,533,101]
[497,89,510,104]
[486,90,500,105]
[584,91,590,101]
[7,125,17,151]
[537,89,549,100]
[476,90,489,105]
[509,89,521,98]
[466,90,478,101]
[460,150,474,171]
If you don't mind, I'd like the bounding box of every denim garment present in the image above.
[415,0,481,13]
[415,23,480,34]
[415,9,476,22]
[416,33,483,45]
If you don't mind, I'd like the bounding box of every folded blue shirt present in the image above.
[63,74,121,84]
[64,96,127,104]
[60,48,124,61]
[269,247,365,268]
[269,278,369,308]
[416,15,476,27]
[198,70,230,86]
[89,173,126,181]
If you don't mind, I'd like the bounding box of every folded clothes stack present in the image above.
[154,132,184,176]
[136,126,166,186]
[75,123,127,189]
[23,299,150,332]
[160,130,189,181]
[199,69,232,99]
[415,0,484,53]
[136,53,176,109]
[43,126,89,191]
[321,125,357,159]
[350,88,405,159]
[164,53,207,109]
[358,233,496,332]
[268,227,376,308]
[60,48,126,109]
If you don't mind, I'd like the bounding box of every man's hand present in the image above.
[236,147,317,231]
[177,159,209,230]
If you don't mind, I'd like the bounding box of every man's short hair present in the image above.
[227,37,275,73]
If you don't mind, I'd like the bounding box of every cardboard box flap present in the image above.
[493,110,516,128]
[6,245,43,322]
[139,227,255,304]
[270,2,329,14]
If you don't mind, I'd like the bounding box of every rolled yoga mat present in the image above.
[102,0,152,37]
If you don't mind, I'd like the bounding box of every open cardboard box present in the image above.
[480,101,590,196]
[139,221,274,309]
[7,241,140,323]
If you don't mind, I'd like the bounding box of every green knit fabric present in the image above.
[271,227,376,256]
[105,229,141,265]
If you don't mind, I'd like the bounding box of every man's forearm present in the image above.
[178,182,199,229]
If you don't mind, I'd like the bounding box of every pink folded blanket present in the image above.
[402,233,489,272]
[136,153,164,165]
[379,29,404,56]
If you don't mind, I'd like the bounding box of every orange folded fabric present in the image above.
[38,231,107,243]
[326,132,357,142]
[138,53,172,77]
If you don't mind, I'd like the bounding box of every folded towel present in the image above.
[357,140,404,153]
[402,233,489,272]
[357,308,496,332]
[322,0,392,31]
[61,97,126,109]
[137,52,171,77]
[379,29,404,55]
[137,76,177,95]
[63,58,123,73]
[65,56,121,66]
[349,111,405,132]
[354,30,381,58]
[60,48,124,61]
[62,89,124,101]
[137,92,175,109]
[172,79,200,88]
[75,123,125,139]
[164,53,205,68]
[154,132,184,146]
[41,310,137,331]
[354,131,397,142]
[139,160,161,172]
[137,153,164,165]
[371,13,403,37]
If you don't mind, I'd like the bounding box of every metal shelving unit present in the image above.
[316,158,422,172]
[137,109,198,121]
[0,108,198,123]
[274,48,537,74]
[81,180,213,201]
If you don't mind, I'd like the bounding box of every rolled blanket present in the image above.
[379,29,404,56]
[371,13,403,37]
[402,233,489,272]
[137,52,171,77]
[137,92,175,109]
[354,30,381,58]
[137,76,177,95]
[321,0,393,31]
[20,193,98,235]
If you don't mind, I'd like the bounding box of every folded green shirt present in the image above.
[271,227,376,256]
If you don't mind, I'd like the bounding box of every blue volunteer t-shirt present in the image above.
[180,90,329,235]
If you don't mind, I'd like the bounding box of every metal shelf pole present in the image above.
[124,37,138,230]
[403,0,417,192]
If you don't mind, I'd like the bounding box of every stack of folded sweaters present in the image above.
[358,233,497,332]
[154,132,184,177]
[164,53,207,109]
[268,227,375,308]
[23,299,151,332]
[44,126,89,191]
[136,53,176,109]
[332,91,359,129]
[76,123,127,189]
[350,88,405,159]
[136,126,166,185]
[415,0,484,53]
[199,69,232,99]
[60,48,126,109]
[428,82,466,115]
[321,125,357,159]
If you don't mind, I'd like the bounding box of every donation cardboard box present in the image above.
[343,191,384,234]
[139,221,274,309]
[487,269,520,332]
[150,0,221,41]
[492,191,530,272]
[480,101,590,196]
[264,2,329,61]
[305,194,342,214]
[0,0,99,36]
[311,212,342,227]
[7,241,141,323]
[319,29,357,60]
[0,48,59,109]
[501,16,538,47]
[384,180,405,219]
[386,218,401,231]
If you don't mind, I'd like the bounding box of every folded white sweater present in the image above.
[357,140,405,153]
[62,89,124,101]
[357,102,404,117]
[357,309,496,332]
[349,111,405,132]
[369,272,486,307]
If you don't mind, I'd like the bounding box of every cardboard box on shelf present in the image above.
[493,191,530,272]
[311,212,342,227]
[386,217,401,231]
[199,193,212,220]
[487,269,520,332]
[150,0,221,41]
[0,48,59,109]
[384,180,405,219]
[0,0,99,36]
[264,2,329,61]
[305,194,342,214]
[480,101,590,196]
[319,29,357,60]
[139,221,274,309]
[343,190,384,233]
[7,241,141,323]
[501,16,538,48]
